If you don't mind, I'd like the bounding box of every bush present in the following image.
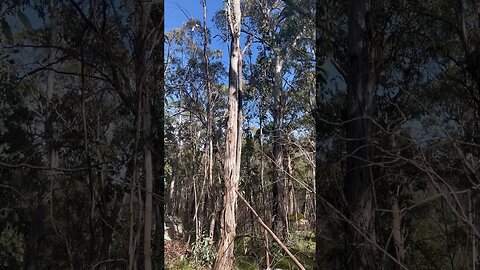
[191,235,215,265]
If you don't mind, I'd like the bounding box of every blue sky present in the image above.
[165,0,224,31]
[165,0,232,69]
[165,0,264,128]
[165,0,261,73]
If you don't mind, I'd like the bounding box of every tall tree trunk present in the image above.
[143,91,153,270]
[272,52,287,237]
[150,3,165,268]
[214,0,242,268]
[245,134,256,234]
[132,2,153,269]
[202,0,214,203]
[286,153,295,218]
[79,25,97,269]
[258,93,270,269]
[45,0,58,172]
[314,1,326,268]
[201,0,215,241]
[259,95,266,213]
[343,0,377,269]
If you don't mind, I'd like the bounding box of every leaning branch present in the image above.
[236,190,306,270]
[0,161,89,172]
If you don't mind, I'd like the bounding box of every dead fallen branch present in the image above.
[236,190,306,270]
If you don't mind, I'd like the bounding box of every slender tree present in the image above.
[214,0,243,268]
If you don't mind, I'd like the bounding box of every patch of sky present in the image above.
[402,108,463,149]
[318,55,346,102]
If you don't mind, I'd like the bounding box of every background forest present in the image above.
[0,0,164,269]
[1,0,480,270]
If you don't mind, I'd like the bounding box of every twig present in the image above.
[236,190,306,270]
[0,161,89,172]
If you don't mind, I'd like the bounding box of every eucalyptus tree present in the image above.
[410,1,480,267]
[242,0,314,238]
[314,0,480,269]
[165,15,226,250]
[213,0,243,268]
[1,0,164,269]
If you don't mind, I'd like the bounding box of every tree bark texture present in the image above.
[314,0,325,268]
[133,2,154,269]
[344,0,377,269]
[214,0,242,268]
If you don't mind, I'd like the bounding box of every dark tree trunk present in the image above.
[391,196,404,270]
[343,0,377,269]
[153,9,165,267]
[314,0,324,268]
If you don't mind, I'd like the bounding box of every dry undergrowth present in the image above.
[165,240,191,266]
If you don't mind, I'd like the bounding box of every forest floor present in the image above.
[165,230,315,270]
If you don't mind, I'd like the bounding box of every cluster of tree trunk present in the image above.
[3,0,480,269]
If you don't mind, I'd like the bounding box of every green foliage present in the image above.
[235,257,261,270]
[191,235,215,265]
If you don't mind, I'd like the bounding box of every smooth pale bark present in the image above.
[343,0,377,269]
[168,107,182,216]
[214,0,242,268]
[168,177,176,215]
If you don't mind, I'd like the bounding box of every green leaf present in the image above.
[1,19,13,43]
[17,11,33,31]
